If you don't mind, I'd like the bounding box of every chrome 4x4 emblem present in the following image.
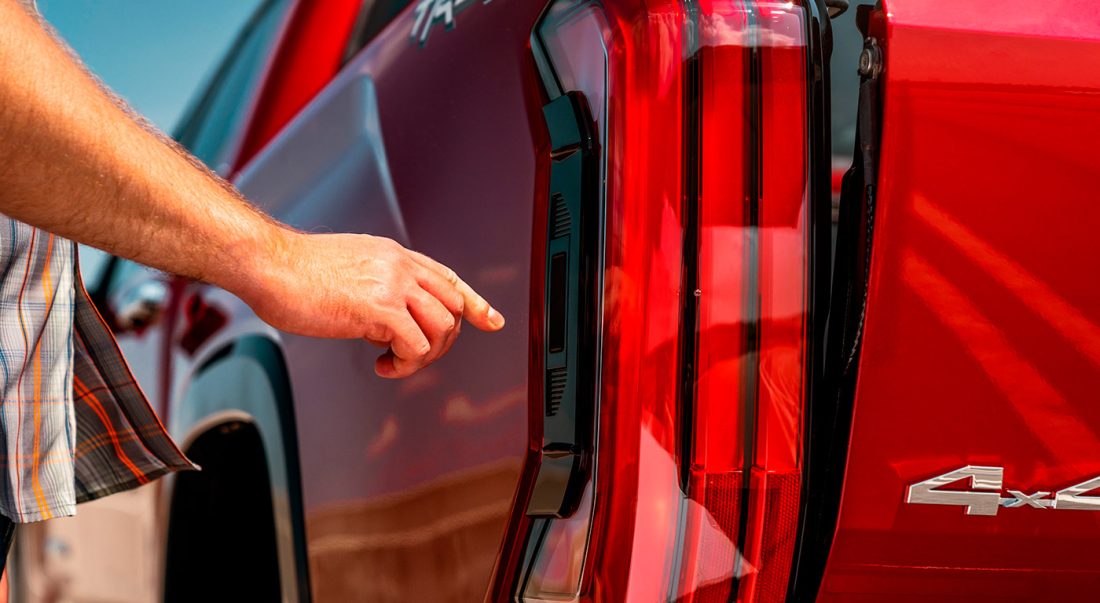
[906,466,1100,516]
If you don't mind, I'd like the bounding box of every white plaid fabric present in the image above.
[0,216,194,523]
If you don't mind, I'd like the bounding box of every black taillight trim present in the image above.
[526,92,601,518]
[787,1,875,600]
[676,2,702,495]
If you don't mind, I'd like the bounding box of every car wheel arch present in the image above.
[163,336,312,602]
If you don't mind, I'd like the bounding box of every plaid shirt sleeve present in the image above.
[70,261,198,506]
[0,219,195,523]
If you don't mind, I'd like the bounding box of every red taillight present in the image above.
[505,0,816,601]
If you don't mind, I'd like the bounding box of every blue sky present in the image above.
[37,0,265,282]
[39,0,264,133]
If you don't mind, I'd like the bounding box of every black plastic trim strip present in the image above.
[677,9,703,495]
[526,92,600,518]
[787,2,881,600]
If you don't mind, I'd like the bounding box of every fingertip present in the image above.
[487,307,505,330]
[467,311,505,332]
[381,352,425,379]
[375,353,397,378]
[377,352,417,379]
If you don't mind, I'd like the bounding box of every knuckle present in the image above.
[396,257,418,276]
[365,321,390,342]
[371,282,401,308]
[377,239,406,264]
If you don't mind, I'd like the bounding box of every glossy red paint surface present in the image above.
[248,1,550,598]
[820,1,1100,599]
[234,0,362,174]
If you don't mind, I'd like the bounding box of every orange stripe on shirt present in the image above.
[28,234,57,519]
[73,373,148,484]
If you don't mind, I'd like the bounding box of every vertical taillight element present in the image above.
[728,4,810,601]
[505,0,823,601]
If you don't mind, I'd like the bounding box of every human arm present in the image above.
[0,0,503,377]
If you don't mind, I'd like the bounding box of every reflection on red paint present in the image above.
[821,2,1100,597]
[902,251,1099,468]
[912,194,1100,369]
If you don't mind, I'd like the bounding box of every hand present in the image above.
[240,231,504,378]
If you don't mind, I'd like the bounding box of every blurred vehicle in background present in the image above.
[22,0,1100,601]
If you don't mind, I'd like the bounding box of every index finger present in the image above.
[408,250,505,332]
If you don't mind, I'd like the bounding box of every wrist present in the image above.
[219,219,302,307]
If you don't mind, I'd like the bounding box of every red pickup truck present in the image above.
[74,0,1100,600]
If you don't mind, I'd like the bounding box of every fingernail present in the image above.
[488,307,505,328]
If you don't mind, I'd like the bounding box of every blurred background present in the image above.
[10,3,263,602]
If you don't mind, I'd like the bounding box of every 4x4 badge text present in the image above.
[906,466,1100,516]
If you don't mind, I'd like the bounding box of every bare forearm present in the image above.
[0,0,504,377]
[0,0,285,295]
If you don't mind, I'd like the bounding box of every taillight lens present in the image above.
[511,0,815,600]
[689,3,810,601]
